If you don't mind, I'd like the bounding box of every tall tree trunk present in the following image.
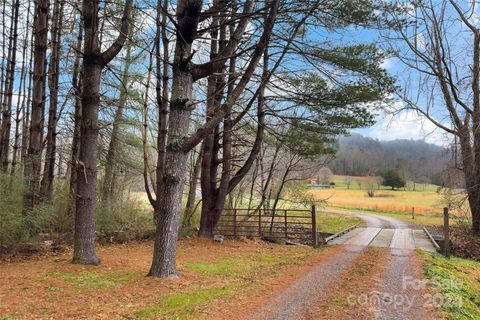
[182,149,202,230]
[24,0,49,212]
[0,0,7,127]
[198,39,269,237]
[149,51,195,277]
[149,0,278,277]
[199,11,224,237]
[101,40,133,209]
[0,0,20,172]
[141,42,156,207]
[151,0,170,212]
[73,0,132,264]
[460,121,480,233]
[149,0,202,278]
[196,0,313,235]
[470,30,480,233]
[69,9,83,212]
[11,0,30,175]
[21,26,34,167]
[73,60,102,265]
[40,0,65,201]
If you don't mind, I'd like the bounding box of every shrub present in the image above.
[366,189,375,198]
[96,196,155,243]
[180,200,201,237]
[0,173,28,244]
[38,187,157,244]
[0,173,155,246]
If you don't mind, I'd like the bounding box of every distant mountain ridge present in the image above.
[329,133,450,185]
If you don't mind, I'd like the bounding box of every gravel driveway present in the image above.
[245,209,438,320]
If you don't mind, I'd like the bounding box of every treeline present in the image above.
[329,134,450,185]
[0,0,396,277]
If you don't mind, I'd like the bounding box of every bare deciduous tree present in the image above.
[386,0,480,233]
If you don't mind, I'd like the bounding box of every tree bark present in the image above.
[69,9,83,212]
[182,149,202,230]
[73,59,102,265]
[149,0,203,277]
[142,43,156,207]
[73,0,132,264]
[198,10,225,237]
[149,0,279,277]
[40,0,65,201]
[11,0,30,175]
[24,0,49,212]
[0,0,7,120]
[0,0,20,172]
[152,0,170,212]
[199,23,271,236]
[21,27,34,167]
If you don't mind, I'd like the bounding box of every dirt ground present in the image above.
[0,238,337,319]
[0,225,441,320]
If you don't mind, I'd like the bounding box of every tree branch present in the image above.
[99,0,133,66]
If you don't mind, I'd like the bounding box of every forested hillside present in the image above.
[329,133,451,184]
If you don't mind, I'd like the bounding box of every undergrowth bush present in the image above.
[0,173,28,244]
[179,203,201,238]
[96,196,155,243]
[0,173,155,246]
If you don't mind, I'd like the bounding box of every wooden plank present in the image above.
[345,227,382,246]
[369,228,395,248]
[312,205,318,248]
[390,228,415,250]
[325,225,358,243]
[233,209,237,237]
[444,207,450,257]
[423,227,440,251]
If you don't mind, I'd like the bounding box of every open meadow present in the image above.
[309,175,471,228]
[312,175,449,214]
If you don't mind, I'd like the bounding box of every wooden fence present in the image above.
[213,205,318,247]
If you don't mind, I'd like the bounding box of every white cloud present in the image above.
[380,57,396,70]
[355,110,453,146]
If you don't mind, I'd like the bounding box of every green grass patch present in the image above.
[132,285,236,320]
[185,257,253,276]
[42,270,137,289]
[258,253,292,264]
[329,206,456,228]
[317,211,362,233]
[184,252,299,278]
[422,252,480,319]
[46,286,62,292]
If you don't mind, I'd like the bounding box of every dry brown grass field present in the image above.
[310,175,466,217]
[311,188,443,215]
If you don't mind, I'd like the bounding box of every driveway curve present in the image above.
[245,209,437,320]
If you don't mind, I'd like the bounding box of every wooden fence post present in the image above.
[233,209,237,237]
[284,209,288,239]
[443,207,450,257]
[312,205,318,248]
[258,209,262,238]
[412,207,415,220]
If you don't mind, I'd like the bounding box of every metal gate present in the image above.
[213,205,318,247]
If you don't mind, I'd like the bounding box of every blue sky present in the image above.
[331,21,455,147]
